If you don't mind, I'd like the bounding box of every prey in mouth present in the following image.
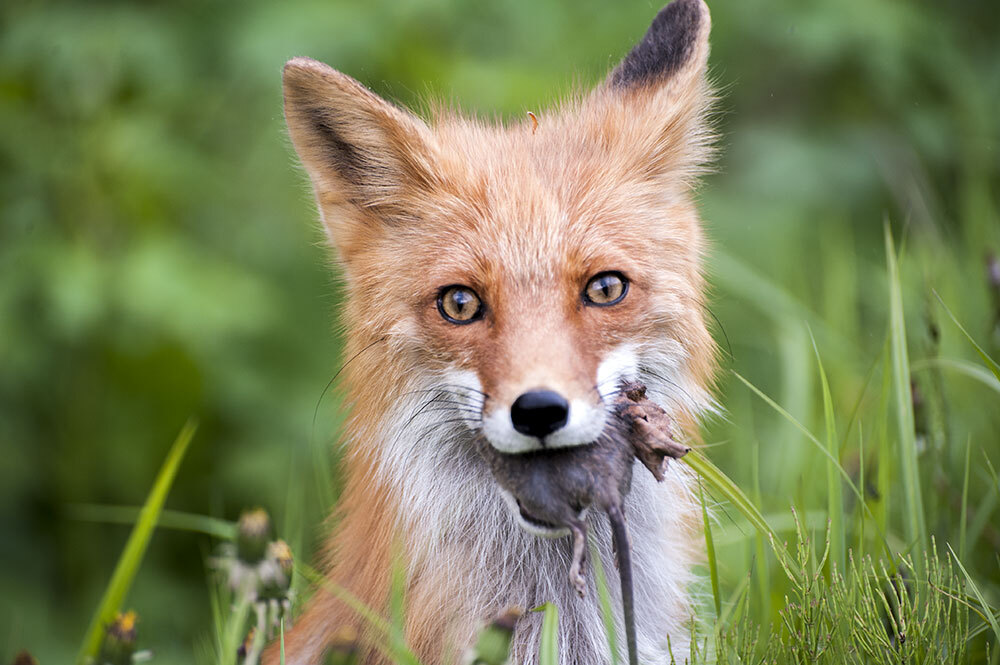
[473,380,690,665]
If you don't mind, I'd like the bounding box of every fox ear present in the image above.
[608,0,710,92]
[595,0,714,183]
[282,58,436,257]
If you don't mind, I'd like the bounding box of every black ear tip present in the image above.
[649,0,707,36]
[611,0,709,89]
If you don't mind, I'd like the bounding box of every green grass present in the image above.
[590,538,621,665]
[59,224,1000,663]
[813,331,845,575]
[534,603,559,665]
[886,224,929,560]
[4,1,999,662]
[72,233,1000,665]
[75,420,197,664]
[699,481,722,620]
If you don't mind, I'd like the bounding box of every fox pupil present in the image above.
[439,286,482,323]
[586,272,626,305]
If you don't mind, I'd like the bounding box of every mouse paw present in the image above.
[569,568,587,598]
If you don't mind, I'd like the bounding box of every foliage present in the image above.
[77,421,196,664]
[2,0,999,662]
[706,524,971,665]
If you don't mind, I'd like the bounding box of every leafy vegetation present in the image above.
[2,0,999,662]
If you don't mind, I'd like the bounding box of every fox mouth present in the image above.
[496,487,570,537]
[516,499,558,529]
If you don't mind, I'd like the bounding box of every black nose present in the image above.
[510,390,570,439]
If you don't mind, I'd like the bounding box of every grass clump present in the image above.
[707,517,970,665]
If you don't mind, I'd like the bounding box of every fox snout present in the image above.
[481,386,608,454]
[470,343,642,454]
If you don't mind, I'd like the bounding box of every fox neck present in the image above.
[362,373,702,665]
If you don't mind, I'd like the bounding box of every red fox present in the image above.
[274,0,716,662]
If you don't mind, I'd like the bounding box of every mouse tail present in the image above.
[608,504,638,665]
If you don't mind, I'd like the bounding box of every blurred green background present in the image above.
[1,0,998,662]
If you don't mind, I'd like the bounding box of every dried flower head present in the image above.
[237,508,273,564]
[98,611,138,665]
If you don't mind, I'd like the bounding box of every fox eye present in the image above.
[438,285,484,324]
[583,272,628,306]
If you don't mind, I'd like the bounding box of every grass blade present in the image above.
[750,437,770,623]
[699,481,722,618]
[66,504,236,540]
[683,450,793,573]
[911,357,1000,395]
[732,370,897,564]
[533,602,559,665]
[280,618,286,665]
[934,290,1000,382]
[296,562,422,665]
[948,544,1000,651]
[811,330,845,574]
[588,539,619,664]
[876,339,892,537]
[960,437,971,561]
[885,224,928,556]
[76,419,197,664]
[219,590,252,665]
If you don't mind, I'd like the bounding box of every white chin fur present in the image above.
[375,343,701,664]
[544,398,607,448]
[480,409,542,453]
[481,398,608,453]
[595,343,641,397]
[479,344,640,453]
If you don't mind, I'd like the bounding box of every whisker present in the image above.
[385,403,477,458]
[311,336,387,448]
[401,385,489,399]
[594,378,627,402]
[415,406,483,417]
[434,383,490,398]
[403,396,484,409]
[399,392,484,409]
[414,419,482,439]
[398,388,486,409]
[638,365,699,409]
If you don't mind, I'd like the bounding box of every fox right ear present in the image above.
[587,0,714,190]
[608,0,710,92]
[282,58,437,258]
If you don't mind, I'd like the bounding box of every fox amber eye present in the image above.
[438,285,483,324]
[583,272,628,306]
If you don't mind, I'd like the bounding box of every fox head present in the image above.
[284,0,715,526]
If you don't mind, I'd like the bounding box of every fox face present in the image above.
[411,127,712,461]
[284,9,715,444]
[279,1,716,662]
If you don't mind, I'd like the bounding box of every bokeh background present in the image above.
[2,0,998,662]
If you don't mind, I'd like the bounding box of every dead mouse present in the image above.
[474,380,689,665]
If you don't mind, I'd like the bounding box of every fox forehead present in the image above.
[373,121,704,295]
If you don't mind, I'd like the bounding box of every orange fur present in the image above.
[269,1,716,663]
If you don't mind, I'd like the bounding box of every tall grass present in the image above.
[75,421,197,664]
[66,220,1000,663]
[886,225,928,559]
[56,212,1000,665]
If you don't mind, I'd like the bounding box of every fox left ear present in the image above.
[282,57,438,263]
